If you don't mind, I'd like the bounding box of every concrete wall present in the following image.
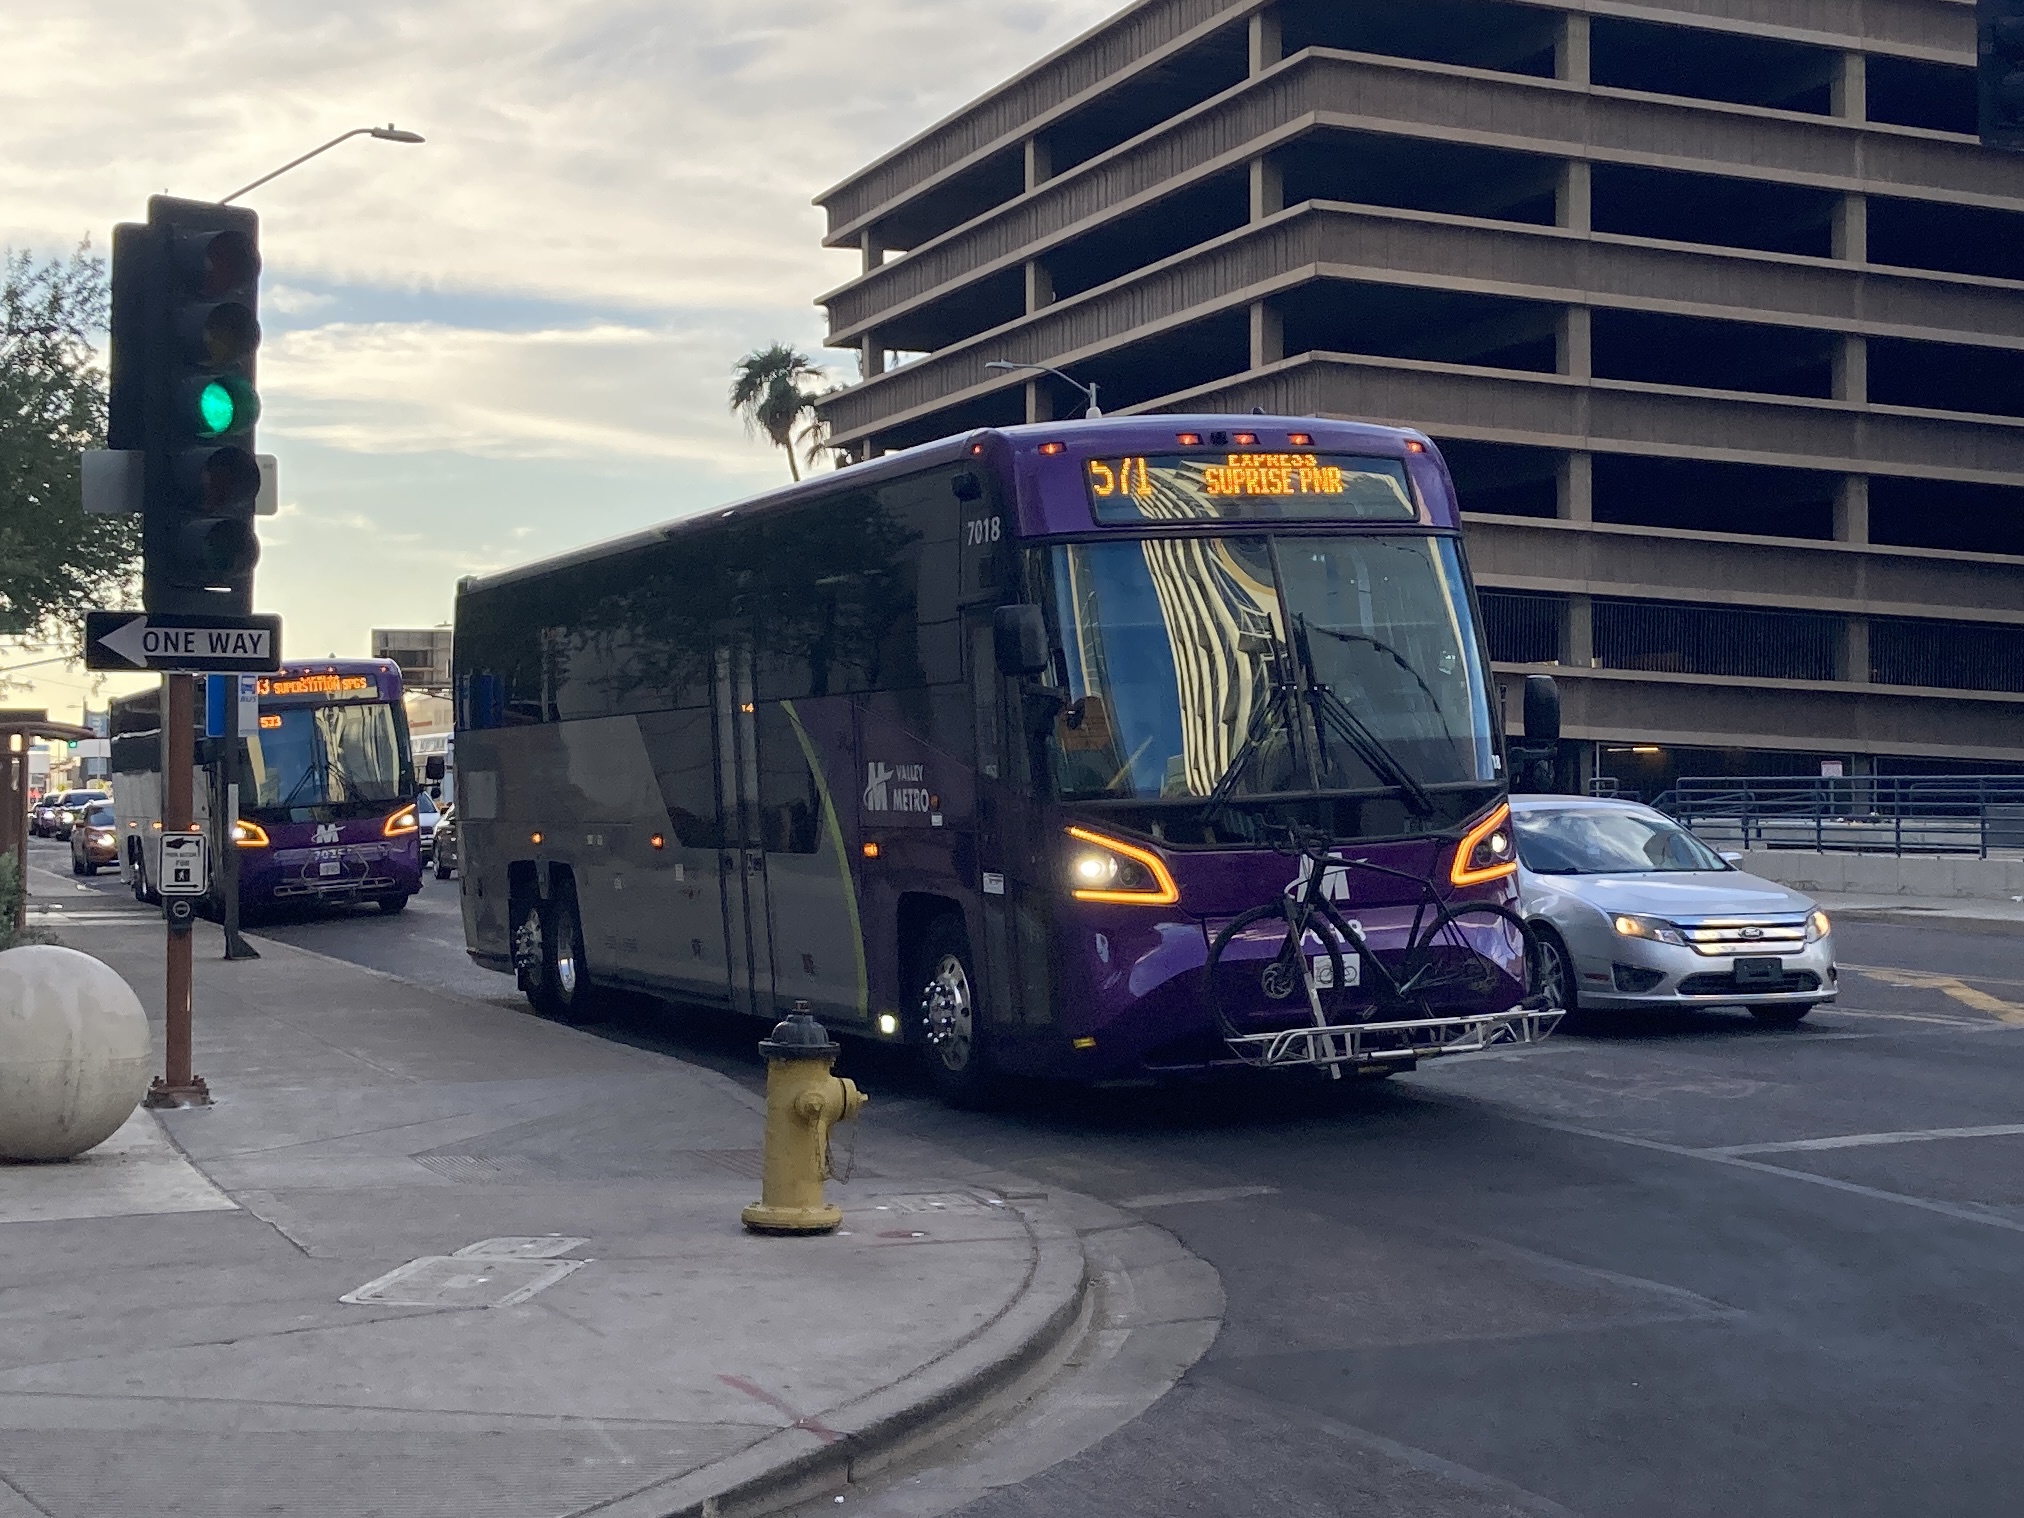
[1741,850,2024,900]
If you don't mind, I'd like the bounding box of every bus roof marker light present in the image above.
[1405,440,1427,453]
[1040,441,1067,455]
[1288,432,1313,446]
[1232,431,1258,446]
[862,841,881,859]
[1176,432,1202,446]
[650,833,666,850]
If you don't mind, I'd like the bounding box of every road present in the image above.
[30,840,2024,1517]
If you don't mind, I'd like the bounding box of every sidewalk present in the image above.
[0,906,1086,1518]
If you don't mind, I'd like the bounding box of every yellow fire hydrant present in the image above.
[741,1010,868,1235]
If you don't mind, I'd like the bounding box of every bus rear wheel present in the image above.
[912,916,995,1108]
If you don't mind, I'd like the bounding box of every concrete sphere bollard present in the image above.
[0,945,152,1161]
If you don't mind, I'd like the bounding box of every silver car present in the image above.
[1513,797,1836,1025]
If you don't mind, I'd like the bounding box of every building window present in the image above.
[1479,591,1564,664]
[1871,619,2024,694]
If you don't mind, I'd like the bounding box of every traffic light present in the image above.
[1980,0,2024,151]
[109,196,263,616]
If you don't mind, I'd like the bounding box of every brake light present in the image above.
[384,805,419,837]
[1065,826,1181,906]
[234,820,270,848]
[1451,802,1517,887]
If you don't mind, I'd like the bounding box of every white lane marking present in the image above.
[1118,1185,1279,1210]
[1709,1124,2024,1157]
[1452,1104,2024,1237]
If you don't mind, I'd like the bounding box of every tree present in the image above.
[0,245,140,642]
[729,343,839,482]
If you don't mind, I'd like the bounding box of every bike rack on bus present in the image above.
[1222,1006,1564,1071]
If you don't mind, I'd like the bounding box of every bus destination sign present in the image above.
[256,672,379,700]
[1085,452,1418,525]
[85,611,283,673]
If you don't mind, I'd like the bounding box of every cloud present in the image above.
[1,0,1124,314]
[0,0,1128,711]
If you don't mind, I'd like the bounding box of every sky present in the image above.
[2,0,1123,720]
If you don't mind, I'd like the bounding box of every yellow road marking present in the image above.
[1846,966,2024,1025]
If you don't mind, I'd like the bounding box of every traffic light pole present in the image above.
[220,679,257,960]
[146,673,211,1108]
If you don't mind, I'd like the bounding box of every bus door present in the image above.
[714,646,775,1020]
[965,608,1053,1047]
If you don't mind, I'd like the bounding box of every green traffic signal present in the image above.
[198,380,237,435]
[188,374,258,438]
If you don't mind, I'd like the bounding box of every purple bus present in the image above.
[112,660,423,916]
[453,416,1560,1100]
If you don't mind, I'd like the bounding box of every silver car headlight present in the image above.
[1612,913,1687,946]
[1806,909,1831,943]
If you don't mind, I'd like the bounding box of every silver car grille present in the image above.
[1679,919,1809,955]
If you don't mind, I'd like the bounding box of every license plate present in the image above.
[1311,955,1360,989]
[318,861,342,877]
[1734,956,1783,987]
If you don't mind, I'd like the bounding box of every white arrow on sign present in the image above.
[95,617,273,668]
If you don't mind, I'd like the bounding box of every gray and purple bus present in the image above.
[112,660,423,916]
[453,416,1559,1099]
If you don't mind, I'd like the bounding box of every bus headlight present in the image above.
[1450,802,1517,887]
[233,820,270,848]
[383,805,419,837]
[1064,826,1180,906]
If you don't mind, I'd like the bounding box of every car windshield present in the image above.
[1044,535,1495,805]
[1515,808,1728,875]
[83,805,115,827]
[244,702,409,817]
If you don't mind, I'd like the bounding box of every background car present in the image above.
[431,806,457,880]
[33,788,110,840]
[414,791,440,854]
[1514,796,1835,1026]
[69,802,119,876]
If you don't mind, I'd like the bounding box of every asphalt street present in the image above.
[31,840,2024,1517]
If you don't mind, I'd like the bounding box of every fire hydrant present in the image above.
[741,1010,868,1235]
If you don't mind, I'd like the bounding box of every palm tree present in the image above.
[730,344,832,482]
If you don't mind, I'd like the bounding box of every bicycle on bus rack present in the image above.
[1202,822,1562,1075]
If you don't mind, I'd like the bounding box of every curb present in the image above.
[582,1194,1090,1518]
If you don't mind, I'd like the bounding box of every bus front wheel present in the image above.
[912,916,995,1108]
[535,886,603,1026]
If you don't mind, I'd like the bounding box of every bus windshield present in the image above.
[245,701,409,816]
[1044,535,1495,809]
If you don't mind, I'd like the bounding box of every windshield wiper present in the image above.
[1305,623,1446,716]
[1200,674,1298,831]
[1292,616,1435,817]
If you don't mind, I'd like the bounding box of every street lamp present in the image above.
[220,124,426,204]
[985,360,1103,418]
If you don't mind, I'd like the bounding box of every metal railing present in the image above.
[1651,775,2024,858]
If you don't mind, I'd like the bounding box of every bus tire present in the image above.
[539,885,604,1025]
[378,894,410,915]
[131,847,160,906]
[912,915,995,1108]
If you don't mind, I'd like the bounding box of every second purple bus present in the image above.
[112,659,423,917]
[452,415,1561,1101]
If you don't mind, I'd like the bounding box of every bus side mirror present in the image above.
[1524,675,1561,744]
[994,604,1050,677]
[425,755,446,781]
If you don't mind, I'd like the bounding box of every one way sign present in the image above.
[84,611,283,673]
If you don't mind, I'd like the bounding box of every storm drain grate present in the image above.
[413,1154,540,1183]
[680,1149,768,1180]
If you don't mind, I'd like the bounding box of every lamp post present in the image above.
[220,124,425,204]
[985,360,1103,418]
